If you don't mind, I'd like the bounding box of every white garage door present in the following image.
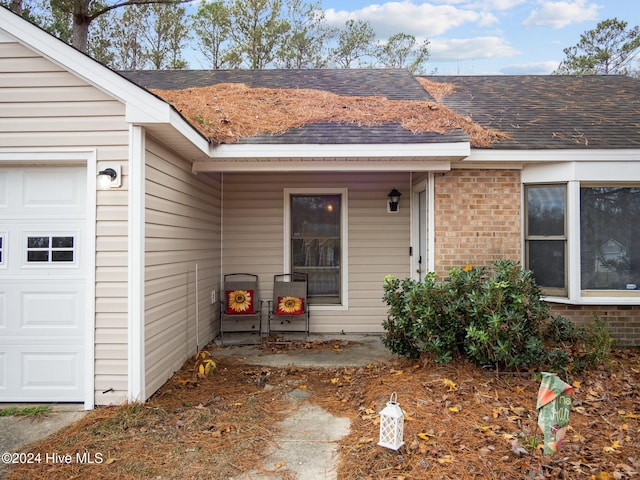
[0,166,87,402]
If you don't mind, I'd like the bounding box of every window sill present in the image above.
[543,295,640,306]
[310,304,348,311]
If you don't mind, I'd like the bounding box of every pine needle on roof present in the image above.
[152,79,506,148]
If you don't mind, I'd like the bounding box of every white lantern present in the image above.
[378,392,405,450]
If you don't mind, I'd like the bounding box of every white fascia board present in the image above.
[194,158,453,172]
[207,142,469,160]
[1,9,208,154]
[465,148,640,163]
[193,142,468,172]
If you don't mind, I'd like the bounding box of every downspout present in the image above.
[220,172,224,289]
[128,125,146,402]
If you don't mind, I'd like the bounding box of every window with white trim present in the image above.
[525,181,640,299]
[525,185,567,296]
[26,235,75,263]
[286,189,347,306]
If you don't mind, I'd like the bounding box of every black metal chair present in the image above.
[220,273,262,344]
[266,273,309,343]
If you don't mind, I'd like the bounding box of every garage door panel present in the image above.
[22,290,83,330]
[0,344,83,400]
[0,170,7,207]
[0,283,84,334]
[20,168,85,213]
[0,352,5,390]
[0,292,5,329]
[21,350,81,390]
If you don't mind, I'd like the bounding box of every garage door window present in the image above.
[27,236,75,263]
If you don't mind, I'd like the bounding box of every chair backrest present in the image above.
[223,273,259,312]
[272,273,307,306]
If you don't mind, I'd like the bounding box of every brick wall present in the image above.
[549,304,640,347]
[434,169,522,276]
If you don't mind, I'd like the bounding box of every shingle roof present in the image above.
[429,75,640,149]
[120,69,468,145]
[120,68,434,100]
[120,69,640,150]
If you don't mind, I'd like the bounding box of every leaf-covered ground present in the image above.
[7,344,640,480]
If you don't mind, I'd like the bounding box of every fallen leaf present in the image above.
[510,439,529,456]
[443,378,457,390]
[603,441,622,453]
[573,380,582,389]
[275,461,286,469]
[448,406,460,413]
[592,472,614,480]
[418,432,434,441]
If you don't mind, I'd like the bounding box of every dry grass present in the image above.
[8,345,640,480]
[151,79,505,148]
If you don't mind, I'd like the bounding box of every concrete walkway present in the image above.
[221,334,393,479]
[213,334,395,368]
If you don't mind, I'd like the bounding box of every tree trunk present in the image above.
[72,0,91,53]
[10,0,23,15]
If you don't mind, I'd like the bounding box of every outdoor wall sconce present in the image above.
[97,166,121,189]
[387,188,402,213]
[378,392,405,450]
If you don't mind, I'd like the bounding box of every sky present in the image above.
[318,0,638,75]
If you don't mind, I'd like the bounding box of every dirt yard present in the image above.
[6,341,640,480]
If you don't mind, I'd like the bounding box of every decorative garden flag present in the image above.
[537,372,573,455]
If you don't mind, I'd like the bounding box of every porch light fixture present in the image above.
[378,392,405,450]
[97,166,121,189]
[387,188,402,213]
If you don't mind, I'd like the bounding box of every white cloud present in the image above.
[500,60,561,74]
[523,0,601,29]
[464,0,528,11]
[430,36,520,61]
[324,1,499,38]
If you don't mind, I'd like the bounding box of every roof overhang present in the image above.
[465,148,640,163]
[192,142,469,172]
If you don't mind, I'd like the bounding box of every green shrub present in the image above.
[382,260,613,371]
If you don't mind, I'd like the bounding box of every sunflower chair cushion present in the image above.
[275,296,304,315]
[225,289,255,314]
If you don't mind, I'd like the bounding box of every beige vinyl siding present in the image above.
[144,138,221,398]
[0,40,130,406]
[223,172,411,333]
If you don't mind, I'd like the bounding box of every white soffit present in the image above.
[193,142,469,172]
